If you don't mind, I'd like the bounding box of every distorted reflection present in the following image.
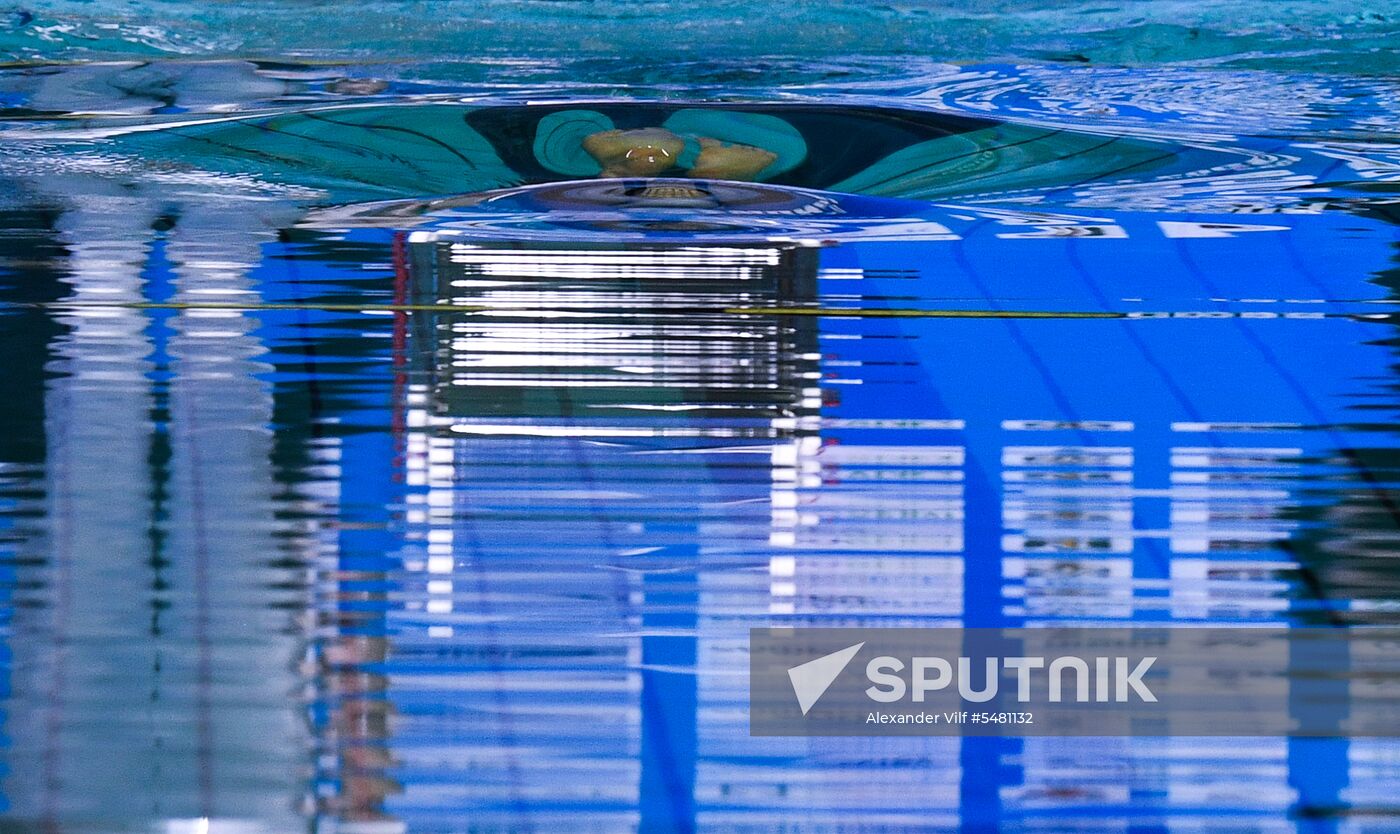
[1,181,310,832]
[13,102,1272,206]
[1,60,1400,834]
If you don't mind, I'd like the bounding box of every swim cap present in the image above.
[661,109,807,179]
[533,109,613,176]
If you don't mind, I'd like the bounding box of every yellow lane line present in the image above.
[28,300,1124,319]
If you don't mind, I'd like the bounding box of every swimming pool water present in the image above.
[1,12,1400,832]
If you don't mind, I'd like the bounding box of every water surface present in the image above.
[1,35,1399,834]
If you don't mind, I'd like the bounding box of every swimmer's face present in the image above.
[626,143,671,166]
[582,128,685,177]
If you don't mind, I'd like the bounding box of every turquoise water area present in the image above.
[4,0,1398,72]
[1,3,1400,832]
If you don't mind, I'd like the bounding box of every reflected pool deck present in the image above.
[2,193,1399,830]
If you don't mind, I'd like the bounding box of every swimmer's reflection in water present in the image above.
[582,127,776,180]
[530,109,806,184]
[104,101,1193,202]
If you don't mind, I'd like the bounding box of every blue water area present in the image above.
[0,32,1399,834]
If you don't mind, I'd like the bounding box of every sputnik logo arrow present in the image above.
[788,642,864,715]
